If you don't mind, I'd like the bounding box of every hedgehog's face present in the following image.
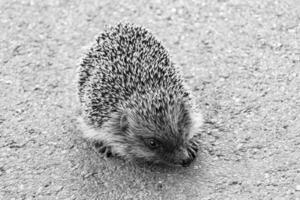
[119,105,202,167]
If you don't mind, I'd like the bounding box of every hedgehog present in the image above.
[77,23,203,167]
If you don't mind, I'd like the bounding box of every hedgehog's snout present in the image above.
[181,156,195,167]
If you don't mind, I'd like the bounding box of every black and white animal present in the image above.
[77,23,203,167]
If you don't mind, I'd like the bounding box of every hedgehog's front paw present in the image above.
[187,137,200,159]
[93,142,113,158]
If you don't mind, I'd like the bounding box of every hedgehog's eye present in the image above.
[145,138,160,149]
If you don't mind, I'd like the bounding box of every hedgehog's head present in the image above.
[116,92,203,167]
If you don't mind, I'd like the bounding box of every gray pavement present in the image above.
[0,0,299,199]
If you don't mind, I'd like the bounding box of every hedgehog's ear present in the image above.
[120,113,128,131]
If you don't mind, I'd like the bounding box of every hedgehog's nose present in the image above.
[181,157,194,167]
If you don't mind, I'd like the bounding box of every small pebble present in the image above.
[236,143,243,150]
[193,165,201,170]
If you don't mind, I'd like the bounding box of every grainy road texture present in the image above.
[1,0,299,199]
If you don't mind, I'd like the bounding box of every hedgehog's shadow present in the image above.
[84,138,207,177]
[90,141,199,171]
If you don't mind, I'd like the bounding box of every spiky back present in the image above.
[78,23,189,127]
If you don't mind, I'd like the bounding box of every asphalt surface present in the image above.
[0,0,299,199]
